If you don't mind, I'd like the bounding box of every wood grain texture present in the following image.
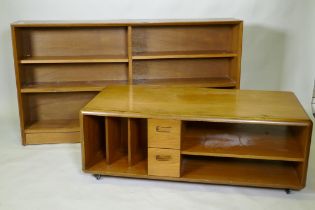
[20,28,127,57]
[22,63,128,84]
[24,92,97,121]
[132,25,234,53]
[148,148,181,178]
[82,86,310,124]
[133,58,231,80]
[148,119,181,149]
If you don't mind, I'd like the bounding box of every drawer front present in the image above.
[148,148,181,177]
[148,119,181,149]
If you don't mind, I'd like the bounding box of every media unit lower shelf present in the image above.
[80,86,312,191]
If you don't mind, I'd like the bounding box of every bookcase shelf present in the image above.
[20,56,129,64]
[21,81,127,93]
[132,51,237,60]
[25,119,80,133]
[12,19,243,144]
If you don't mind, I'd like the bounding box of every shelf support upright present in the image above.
[127,26,133,85]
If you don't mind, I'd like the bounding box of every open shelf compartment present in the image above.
[23,92,97,144]
[20,63,129,92]
[132,58,237,87]
[82,115,148,176]
[17,27,128,62]
[132,24,241,57]
[181,156,302,189]
[181,121,305,162]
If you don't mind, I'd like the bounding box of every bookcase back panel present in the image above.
[22,63,128,84]
[133,58,231,80]
[20,27,128,57]
[23,92,97,122]
[132,25,234,53]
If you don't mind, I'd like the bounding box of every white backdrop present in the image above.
[0,1,314,210]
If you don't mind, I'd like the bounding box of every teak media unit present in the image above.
[81,86,312,191]
[11,19,243,145]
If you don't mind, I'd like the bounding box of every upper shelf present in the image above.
[132,51,238,60]
[20,56,129,64]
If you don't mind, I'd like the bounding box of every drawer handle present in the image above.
[156,155,172,161]
[156,126,172,133]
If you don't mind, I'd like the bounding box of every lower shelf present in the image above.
[181,156,301,189]
[85,156,147,176]
[84,155,302,190]
[24,119,80,144]
[25,119,80,133]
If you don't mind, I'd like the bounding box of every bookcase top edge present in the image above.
[11,19,243,27]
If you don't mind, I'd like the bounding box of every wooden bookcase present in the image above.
[81,86,312,190]
[11,19,243,145]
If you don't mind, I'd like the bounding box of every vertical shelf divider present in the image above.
[105,117,122,164]
[127,26,133,84]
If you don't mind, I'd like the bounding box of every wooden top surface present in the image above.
[11,19,242,27]
[81,85,310,125]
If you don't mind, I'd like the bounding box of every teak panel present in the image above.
[82,86,310,124]
[23,92,97,122]
[132,25,235,53]
[25,119,80,133]
[11,19,242,27]
[26,132,79,144]
[22,63,128,84]
[181,156,301,189]
[133,58,231,80]
[20,27,127,57]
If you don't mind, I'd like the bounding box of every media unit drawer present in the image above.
[148,148,181,178]
[148,119,181,149]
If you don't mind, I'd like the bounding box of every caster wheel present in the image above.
[94,174,102,180]
[285,189,291,194]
